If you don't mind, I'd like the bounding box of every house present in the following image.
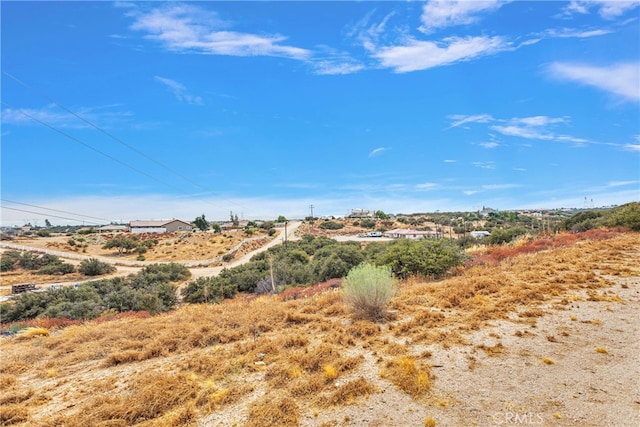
[97,225,128,233]
[383,229,442,240]
[470,231,491,239]
[348,209,375,219]
[129,219,192,233]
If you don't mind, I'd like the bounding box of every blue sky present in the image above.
[1,1,639,225]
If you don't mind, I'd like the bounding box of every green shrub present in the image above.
[222,253,234,262]
[37,262,75,275]
[78,258,116,276]
[342,263,397,320]
[376,239,465,279]
[318,221,344,230]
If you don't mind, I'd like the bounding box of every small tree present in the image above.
[102,236,138,255]
[78,258,116,276]
[211,223,222,233]
[193,214,210,231]
[342,263,397,320]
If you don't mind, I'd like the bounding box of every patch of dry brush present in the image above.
[0,233,637,426]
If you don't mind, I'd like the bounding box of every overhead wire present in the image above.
[1,206,103,225]
[1,100,181,192]
[1,199,111,222]
[2,71,250,214]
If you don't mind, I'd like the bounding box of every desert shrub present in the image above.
[376,239,465,279]
[37,262,75,275]
[488,227,528,245]
[78,258,116,276]
[0,251,21,272]
[268,228,276,236]
[181,276,237,303]
[342,263,397,320]
[605,202,640,231]
[222,253,234,262]
[36,229,51,237]
[360,218,376,229]
[318,221,343,230]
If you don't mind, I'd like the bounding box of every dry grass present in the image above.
[381,356,432,397]
[0,232,637,425]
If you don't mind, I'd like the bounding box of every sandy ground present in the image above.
[201,274,639,427]
[305,277,640,427]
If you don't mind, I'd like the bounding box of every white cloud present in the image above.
[478,141,500,149]
[624,144,640,151]
[373,36,508,73]
[369,147,388,157]
[447,113,494,128]
[1,104,133,128]
[416,182,438,190]
[313,61,365,75]
[472,161,496,169]
[543,27,612,38]
[511,116,567,126]
[548,62,640,102]
[154,76,203,105]
[608,180,639,187]
[419,0,508,33]
[564,1,640,19]
[513,167,527,171]
[491,125,554,140]
[482,183,521,190]
[444,159,457,163]
[130,4,311,60]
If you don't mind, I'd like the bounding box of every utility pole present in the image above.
[309,204,314,219]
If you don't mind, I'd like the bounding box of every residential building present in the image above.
[129,219,192,233]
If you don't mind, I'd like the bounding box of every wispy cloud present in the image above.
[444,159,457,163]
[624,144,640,151]
[482,183,521,190]
[478,141,500,149]
[1,104,133,128]
[415,182,438,190]
[541,27,613,39]
[371,36,508,73]
[547,62,640,102]
[154,76,203,105]
[448,113,630,150]
[447,113,494,128]
[129,4,311,60]
[313,60,365,75]
[608,180,639,187]
[472,161,496,169]
[563,1,640,19]
[369,147,388,157]
[419,0,509,33]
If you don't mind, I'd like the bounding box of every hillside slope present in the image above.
[1,233,638,426]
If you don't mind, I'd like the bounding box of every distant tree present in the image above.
[606,202,640,231]
[318,221,343,230]
[78,258,116,276]
[230,212,239,227]
[277,215,287,223]
[375,210,389,219]
[102,236,138,255]
[211,223,222,233]
[193,214,210,231]
[376,239,465,279]
[45,219,52,228]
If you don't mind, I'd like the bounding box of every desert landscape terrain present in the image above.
[1,230,638,426]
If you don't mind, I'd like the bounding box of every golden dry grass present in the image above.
[0,233,637,426]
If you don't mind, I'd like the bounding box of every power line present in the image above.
[1,206,103,225]
[1,100,181,191]
[2,71,250,214]
[1,199,111,222]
